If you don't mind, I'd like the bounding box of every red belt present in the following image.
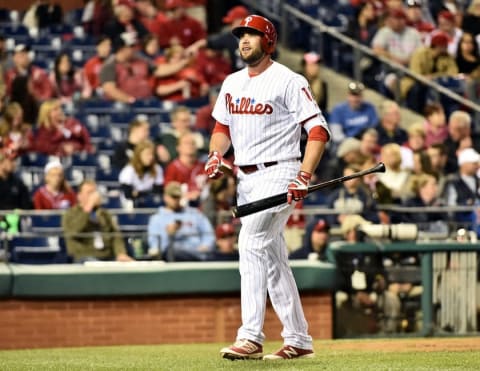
[239,161,278,174]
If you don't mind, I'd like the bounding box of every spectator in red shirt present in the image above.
[83,36,112,95]
[136,0,169,36]
[50,52,92,104]
[34,99,93,156]
[159,0,206,48]
[164,131,208,205]
[155,44,209,102]
[33,160,77,210]
[5,44,54,102]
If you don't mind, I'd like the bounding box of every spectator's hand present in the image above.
[116,253,135,262]
[197,245,210,253]
[166,221,182,236]
[62,142,75,155]
[287,171,311,204]
[83,190,102,213]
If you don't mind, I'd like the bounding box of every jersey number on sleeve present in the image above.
[301,87,313,102]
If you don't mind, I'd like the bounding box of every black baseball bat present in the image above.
[231,162,386,218]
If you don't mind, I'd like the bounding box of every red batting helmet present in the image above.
[232,15,277,54]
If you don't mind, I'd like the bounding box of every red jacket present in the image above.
[5,65,54,101]
[34,117,93,156]
[158,15,206,48]
[164,159,207,193]
[33,185,77,210]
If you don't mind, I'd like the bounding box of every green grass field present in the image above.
[1,339,479,371]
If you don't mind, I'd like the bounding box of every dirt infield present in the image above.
[320,338,480,352]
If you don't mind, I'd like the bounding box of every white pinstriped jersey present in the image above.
[212,61,329,166]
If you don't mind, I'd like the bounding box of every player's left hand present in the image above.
[287,171,311,204]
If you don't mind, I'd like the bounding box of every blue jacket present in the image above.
[148,206,215,260]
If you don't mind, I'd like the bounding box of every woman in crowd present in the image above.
[300,52,328,113]
[50,52,91,104]
[32,160,76,209]
[34,99,93,156]
[0,102,34,159]
[119,139,164,205]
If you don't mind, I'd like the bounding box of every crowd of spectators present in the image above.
[0,1,479,270]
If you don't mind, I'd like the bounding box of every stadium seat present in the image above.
[26,213,63,234]
[115,212,152,232]
[8,236,69,264]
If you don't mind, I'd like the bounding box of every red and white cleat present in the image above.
[263,345,315,360]
[220,339,263,360]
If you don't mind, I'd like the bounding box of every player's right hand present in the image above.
[205,151,223,179]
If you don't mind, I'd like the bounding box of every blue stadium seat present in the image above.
[9,236,69,264]
[115,212,152,232]
[19,153,50,167]
[26,214,63,234]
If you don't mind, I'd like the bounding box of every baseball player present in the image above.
[205,15,331,360]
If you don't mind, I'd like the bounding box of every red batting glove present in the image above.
[287,171,311,204]
[205,151,223,179]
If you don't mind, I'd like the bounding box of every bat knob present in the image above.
[377,162,386,173]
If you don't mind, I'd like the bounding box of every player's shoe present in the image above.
[263,345,315,360]
[220,339,263,360]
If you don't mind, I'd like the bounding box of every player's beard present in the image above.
[240,47,266,67]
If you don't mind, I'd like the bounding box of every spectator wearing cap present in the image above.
[186,5,248,73]
[405,0,435,40]
[300,52,328,113]
[426,10,462,57]
[147,181,215,261]
[400,31,458,112]
[0,102,34,159]
[289,218,333,262]
[158,0,206,48]
[375,100,407,146]
[371,8,422,67]
[104,0,149,45]
[0,149,32,210]
[5,44,54,103]
[462,0,480,39]
[445,147,480,228]
[207,223,239,261]
[82,36,112,95]
[328,81,378,148]
[325,164,380,228]
[33,160,77,210]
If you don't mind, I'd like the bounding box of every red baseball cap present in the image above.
[438,10,455,22]
[216,223,235,239]
[164,0,190,10]
[388,8,407,19]
[116,0,135,9]
[430,31,450,48]
[222,6,249,24]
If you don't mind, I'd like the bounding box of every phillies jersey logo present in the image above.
[225,93,273,115]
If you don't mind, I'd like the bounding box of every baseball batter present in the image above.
[205,15,330,360]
